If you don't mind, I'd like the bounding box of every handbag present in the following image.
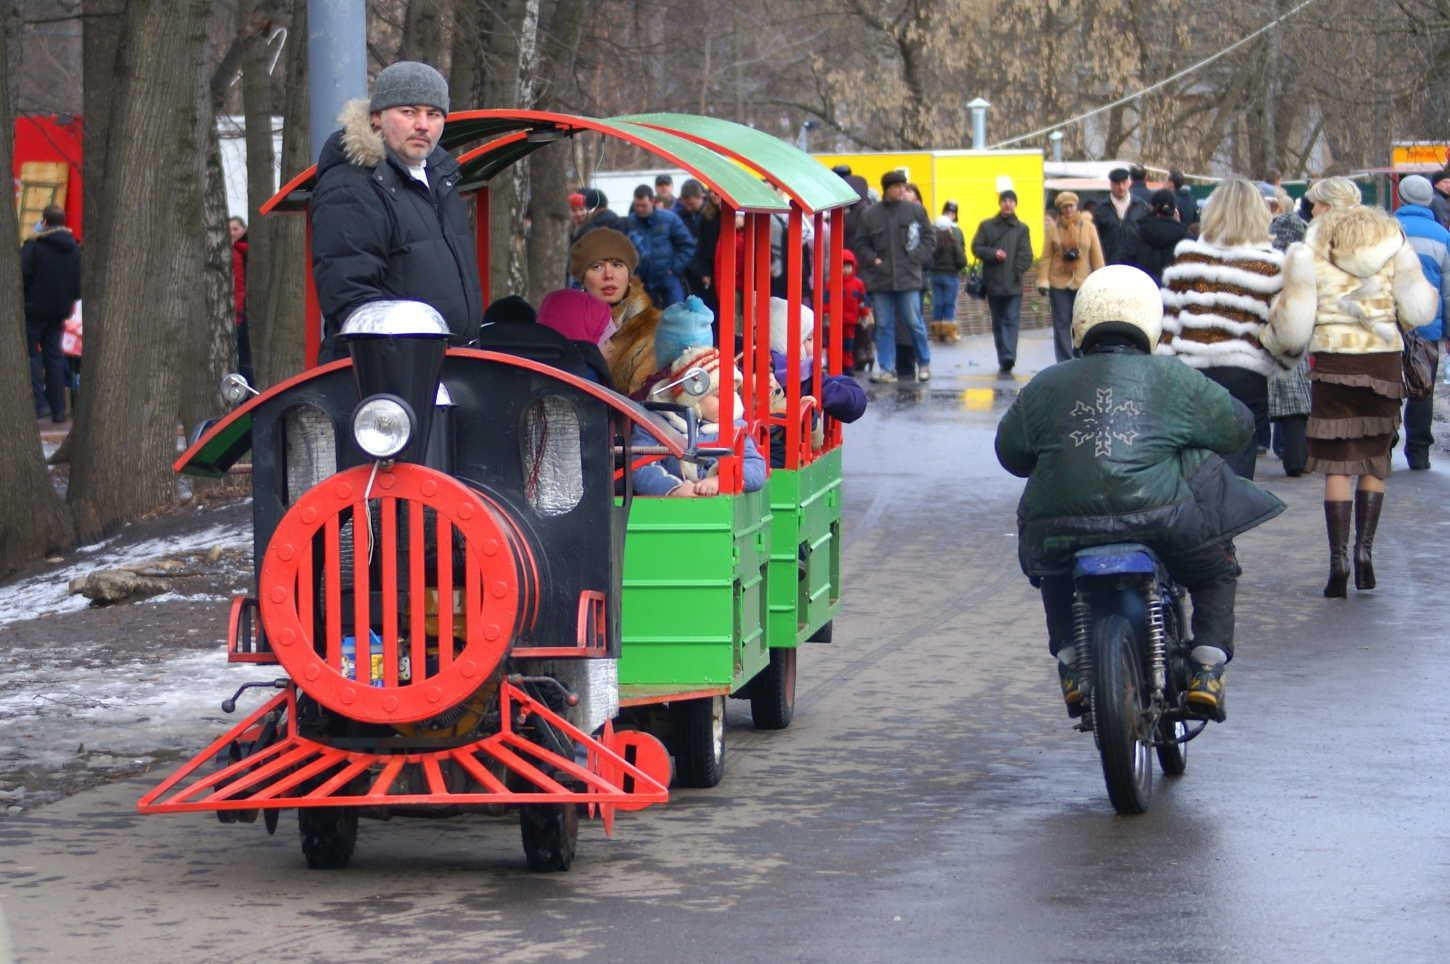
[1403,330,1437,400]
[964,263,987,300]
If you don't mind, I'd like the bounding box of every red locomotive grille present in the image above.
[259,463,538,725]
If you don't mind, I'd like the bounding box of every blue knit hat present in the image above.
[654,295,715,369]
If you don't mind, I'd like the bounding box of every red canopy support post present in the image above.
[476,186,492,308]
[305,216,320,368]
[828,208,845,448]
[811,210,824,406]
[785,207,803,470]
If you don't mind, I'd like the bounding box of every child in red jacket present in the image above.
[839,249,872,373]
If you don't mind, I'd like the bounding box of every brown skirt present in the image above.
[1306,351,1403,479]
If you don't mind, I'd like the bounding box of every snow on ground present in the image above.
[0,517,250,630]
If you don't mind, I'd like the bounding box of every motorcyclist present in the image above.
[995,265,1284,722]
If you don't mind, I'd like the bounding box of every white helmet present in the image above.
[1070,265,1164,351]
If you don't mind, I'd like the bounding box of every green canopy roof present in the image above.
[615,113,861,214]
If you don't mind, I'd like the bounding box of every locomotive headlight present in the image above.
[352,394,415,460]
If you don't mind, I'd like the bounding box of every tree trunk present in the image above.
[0,3,76,576]
[399,0,451,67]
[254,0,308,387]
[239,0,277,384]
[66,0,212,541]
[525,0,583,303]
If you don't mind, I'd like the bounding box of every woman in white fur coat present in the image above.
[1262,177,1438,597]
[1159,177,1287,480]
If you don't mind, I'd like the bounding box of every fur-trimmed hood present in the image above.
[336,97,386,168]
[1304,206,1404,279]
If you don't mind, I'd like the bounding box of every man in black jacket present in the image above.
[310,61,481,356]
[1095,167,1149,266]
[970,190,1033,376]
[22,205,80,422]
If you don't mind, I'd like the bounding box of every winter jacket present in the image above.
[1266,205,1438,362]
[1093,195,1149,266]
[1174,187,1199,228]
[572,208,625,243]
[931,219,968,275]
[625,206,696,308]
[630,419,765,496]
[854,198,935,292]
[20,226,81,320]
[970,214,1032,297]
[995,347,1284,577]
[1125,215,1187,285]
[1432,186,1450,230]
[1159,237,1285,376]
[1394,204,1450,340]
[606,278,666,396]
[311,99,482,345]
[231,237,248,323]
[1042,213,1104,290]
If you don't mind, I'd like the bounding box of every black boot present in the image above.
[1353,489,1384,590]
[1323,500,1351,598]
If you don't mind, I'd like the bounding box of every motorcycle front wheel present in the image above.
[1090,613,1153,814]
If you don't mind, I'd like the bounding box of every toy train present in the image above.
[140,111,858,871]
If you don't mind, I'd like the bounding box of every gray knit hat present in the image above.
[371,61,449,113]
[1399,174,1434,208]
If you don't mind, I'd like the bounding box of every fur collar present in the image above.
[1171,236,1282,266]
[1304,207,1404,279]
[338,97,385,168]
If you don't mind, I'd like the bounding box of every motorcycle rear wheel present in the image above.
[1090,614,1153,814]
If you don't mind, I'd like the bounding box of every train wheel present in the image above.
[749,647,797,730]
[298,806,359,869]
[673,695,726,788]
[519,803,579,872]
[806,620,833,643]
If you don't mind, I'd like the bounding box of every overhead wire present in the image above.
[988,0,1326,150]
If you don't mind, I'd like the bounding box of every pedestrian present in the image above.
[1393,174,1450,470]
[1429,169,1450,229]
[971,190,1032,375]
[653,174,677,212]
[674,178,715,301]
[1169,169,1199,230]
[831,163,873,262]
[21,204,81,423]
[855,169,936,383]
[1160,177,1288,480]
[228,216,254,385]
[1265,176,1438,596]
[572,187,624,243]
[930,200,968,343]
[309,60,481,356]
[1096,167,1149,266]
[1267,190,1312,478]
[1129,164,1152,205]
[1039,191,1104,363]
[1126,188,1187,285]
[1269,187,1307,250]
[625,184,695,309]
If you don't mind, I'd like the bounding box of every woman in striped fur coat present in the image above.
[1159,177,1287,479]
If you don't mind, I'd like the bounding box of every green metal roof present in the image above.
[264,110,788,214]
[614,113,861,213]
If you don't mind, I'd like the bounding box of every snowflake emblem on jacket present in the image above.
[1067,388,1141,457]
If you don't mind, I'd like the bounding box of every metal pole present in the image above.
[308,0,368,162]
[1049,130,1064,163]
[968,98,990,150]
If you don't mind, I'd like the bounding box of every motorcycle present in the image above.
[1066,542,1209,814]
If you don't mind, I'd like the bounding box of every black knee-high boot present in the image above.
[1354,489,1384,591]
[1323,500,1351,598]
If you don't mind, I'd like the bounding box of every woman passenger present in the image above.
[569,228,663,394]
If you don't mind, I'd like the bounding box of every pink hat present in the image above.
[537,288,613,344]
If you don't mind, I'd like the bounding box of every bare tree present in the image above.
[0,3,76,576]
[66,0,213,540]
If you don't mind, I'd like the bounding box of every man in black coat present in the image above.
[1095,167,1149,267]
[970,190,1033,375]
[310,61,481,355]
[22,205,81,422]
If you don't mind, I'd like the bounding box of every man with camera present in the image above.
[971,189,1034,376]
[1040,191,1104,362]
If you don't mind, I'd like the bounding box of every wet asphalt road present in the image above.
[3,329,1448,962]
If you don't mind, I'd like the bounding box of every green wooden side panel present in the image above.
[615,113,861,213]
[618,489,773,690]
[766,447,844,647]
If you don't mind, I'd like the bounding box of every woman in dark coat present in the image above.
[1128,189,1188,284]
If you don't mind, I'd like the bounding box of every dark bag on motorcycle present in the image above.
[1402,331,1437,400]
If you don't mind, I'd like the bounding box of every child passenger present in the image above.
[994,266,1283,722]
[631,346,766,497]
